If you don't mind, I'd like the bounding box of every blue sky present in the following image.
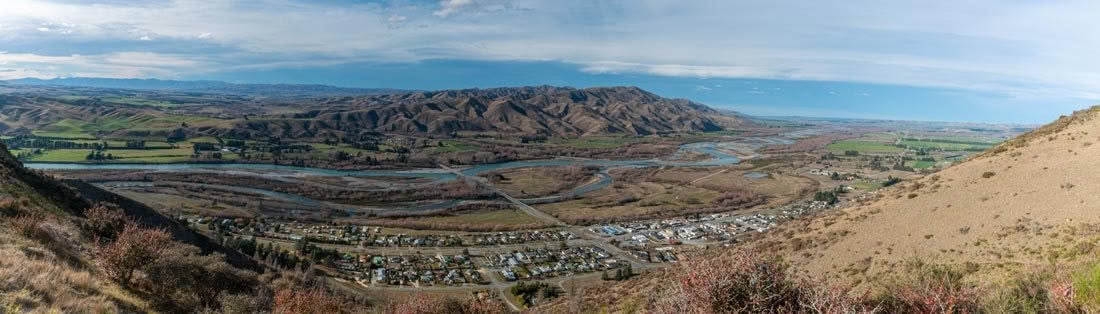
[1,0,1099,123]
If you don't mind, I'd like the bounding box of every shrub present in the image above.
[83,204,129,239]
[94,223,173,286]
[0,197,17,215]
[1072,262,1100,311]
[650,248,872,313]
[883,176,902,187]
[7,213,47,240]
[143,244,259,311]
[986,272,1084,314]
[273,287,350,314]
[874,262,982,313]
[215,293,272,314]
[982,171,996,178]
[384,295,505,314]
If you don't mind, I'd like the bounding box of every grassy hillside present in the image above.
[0,141,508,312]
[535,106,1100,313]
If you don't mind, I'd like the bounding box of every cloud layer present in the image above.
[1,0,1099,103]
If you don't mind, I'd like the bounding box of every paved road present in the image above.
[690,167,730,184]
[441,163,650,269]
[438,163,658,306]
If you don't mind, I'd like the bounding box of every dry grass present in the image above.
[754,103,1100,295]
[0,227,147,313]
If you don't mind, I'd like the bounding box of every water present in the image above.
[98,181,461,214]
[744,172,768,179]
[26,139,757,212]
[28,162,457,181]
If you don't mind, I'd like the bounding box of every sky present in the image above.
[1,0,1099,123]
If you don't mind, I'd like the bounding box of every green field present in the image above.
[19,142,238,163]
[30,114,223,140]
[100,96,179,108]
[851,180,883,191]
[907,160,937,169]
[899,139,993,151]
[32,119,101,139]
[57,95,180,108]
[25,148,190,163]
[826,140,905,153]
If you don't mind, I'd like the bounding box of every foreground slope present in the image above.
[767,106,1100,284]
[532,107,1100,313]
[0,143,264,312]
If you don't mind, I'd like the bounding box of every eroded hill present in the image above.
[230,86,735,138]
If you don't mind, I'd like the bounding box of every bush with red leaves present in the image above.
[384,295,505,314]
[7,213,47,239]
[273,287,351,314]
[83,203,129,239]
[650,248,872,314]
[94,223,173,286]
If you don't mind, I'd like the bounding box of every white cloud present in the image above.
[0,0,1097,103]
[139,35,151,41]
[434,0,474,17]
[0,51,208,79]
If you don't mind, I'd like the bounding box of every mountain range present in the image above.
[232,86,737,138]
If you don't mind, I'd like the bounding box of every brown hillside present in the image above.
[763,106,1100,286]
[0,144,265,312]
[228,86,741,138]
[531,107,1100,313]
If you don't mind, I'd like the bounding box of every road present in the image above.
[690,167,729,184]
[440,163,650,268]
[439,163,568,227]
[437,163,657,306]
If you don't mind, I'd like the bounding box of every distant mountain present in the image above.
[230,86,736,137]
[5,77,408,97]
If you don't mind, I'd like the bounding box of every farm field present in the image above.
[898,139,993,151]
[825,140,904,153]
[849,180,882,191]
[99,96,180,107]
[18,143,239,163]
[907,160,936,169]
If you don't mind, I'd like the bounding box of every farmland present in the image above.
[898,138,994,151]
[825,140,904,153]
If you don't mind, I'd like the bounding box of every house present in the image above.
[500,269,517,281]
[373,269,387,283]
[443,270,464,285]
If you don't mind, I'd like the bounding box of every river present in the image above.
[25,139,766,213]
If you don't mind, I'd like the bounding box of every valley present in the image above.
[0,83,1032,311]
